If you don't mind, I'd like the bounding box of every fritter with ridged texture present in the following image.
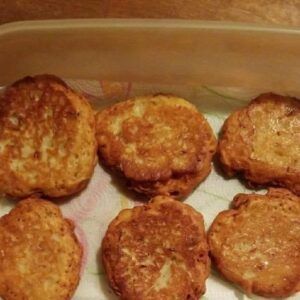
[102,195,210,300]
[0,197,82,300]
[208,188,300,298]
[218,93,300,195]
[0,75,97,198]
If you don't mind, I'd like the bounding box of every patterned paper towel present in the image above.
[1,79,298,300]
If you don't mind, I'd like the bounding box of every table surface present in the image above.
[0,0,300,26]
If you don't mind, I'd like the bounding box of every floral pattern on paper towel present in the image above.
[99,80,132,101]
[73,220,89,277]
[62,166,110,223]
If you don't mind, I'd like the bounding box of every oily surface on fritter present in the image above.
[102,196,210,300]
[0,197,82,300]
[96,95,216,198]
[219,93,300,195]
[208,188,300,298]
[0,75,96,198]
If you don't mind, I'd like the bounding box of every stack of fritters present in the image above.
[96,94,217,199]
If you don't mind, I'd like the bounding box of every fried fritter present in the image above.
[0,197,82,300]
[102,195,210,300]
[0,75,97,198]
[96,95,217,199]
[208,188,300,298]
[218,93,300,195]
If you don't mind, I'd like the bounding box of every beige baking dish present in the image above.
[0,19,299,300]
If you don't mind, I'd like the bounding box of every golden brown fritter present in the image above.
[208,188,300,298]
[218,93,300,195]
[0,197,82,300]
[102,196,210,300]
[0,75,97,198]
[96,95,217,199]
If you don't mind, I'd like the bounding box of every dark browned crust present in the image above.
[208,188,300,298]
[96,95,217,199]
[129,154,213,199]
[0,75,97,198]
[218,93,300,195]
[102,196,210,299]
[0,197,82,300]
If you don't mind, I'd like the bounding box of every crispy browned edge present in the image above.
[11,74,68,88]
[0,196,83,300]
[101,196,210,298]
[130,148,215,199]
[218,93,300,195]
[208,188,300,298]
[1,74,98,199]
